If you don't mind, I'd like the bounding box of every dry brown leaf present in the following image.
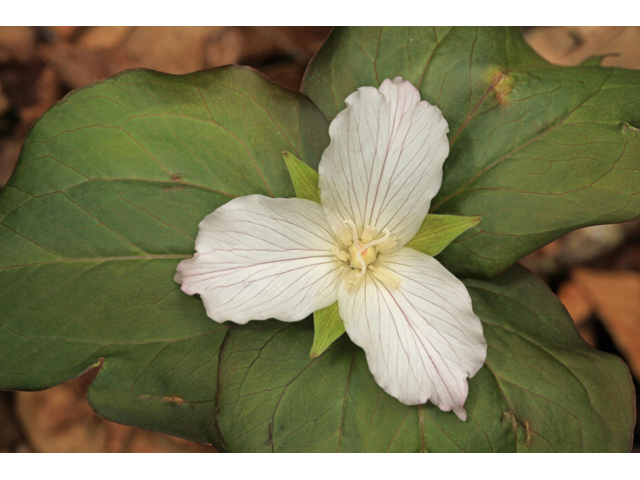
[0,26,36,62]
[45,27,234,89]
[16,372,105,453]
[121,26,226,75]
[557,281,597,347]
[558,281,592,325]
[0,138,22,188]
[520,224,627,277]
[15,369,216,453]
[565,269,640,378]
[252,27,319,64]
[0,64,61,189]
[47,26,82,40]
[42,42,139,89]
[78,26,134,51]
[0,83,9,116]
[525,26,640,69]
[258,61,305,91]
[207,27,284,69]
[268,27,332,57]
[204,27,248,68]
[0,393,22,452]
[19,66,60,126]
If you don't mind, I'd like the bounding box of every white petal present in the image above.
[338,248,486,420]
[319,77,450,247]
[177,195,345,324]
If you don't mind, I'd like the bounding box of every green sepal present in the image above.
[310,302,345,357]
[283,151,321,203]
[405,214,481,257]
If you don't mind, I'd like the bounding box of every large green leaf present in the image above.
[302,27,640,278]
[0,66,328,446]
[214,265,633,452]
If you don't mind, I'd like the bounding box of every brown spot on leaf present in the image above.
[492,71,512,106]
[502,411,518,435]
[524,419,533,447]
[503,412,533,447]
[162,395,185,406]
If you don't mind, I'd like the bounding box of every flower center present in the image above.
[332,220,400,287]
[348,242,376,270]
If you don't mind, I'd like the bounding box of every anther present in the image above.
[338,228,353,246]
[369,264,401,288]
[348,270,362,286]
[331,245,349,263]
[361,225,375,244]
[360,229,391,251]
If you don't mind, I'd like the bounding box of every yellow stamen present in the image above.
[360,229,390,251]
[344,219,366,275]
[338,228,353,246]
[361,225,375,244]
[348,270,362,286]
[331,245,349,262]
[369,264,401,288]
[341,220,397,281]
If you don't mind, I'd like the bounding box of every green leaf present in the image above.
[302,27,640,278]
[0,66,329,446]
[405,214,481,257]
[282,150,321,203]
[215,265,634,452]
[310,302,345,357]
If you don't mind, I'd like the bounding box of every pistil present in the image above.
[332,220,400,288]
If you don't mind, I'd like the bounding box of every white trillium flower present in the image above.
[175,77,487,420]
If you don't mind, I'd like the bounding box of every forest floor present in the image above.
[1,26,639,452]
